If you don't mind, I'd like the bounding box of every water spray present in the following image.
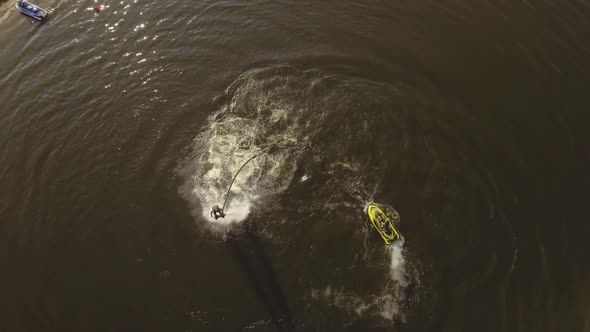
[210,153,261,220]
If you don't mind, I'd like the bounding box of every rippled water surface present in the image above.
[1,0,589,331]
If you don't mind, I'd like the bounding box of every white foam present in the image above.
[387,238,409,287]
[186,112,302,226]
[379,295,400,320]
[183,66,331,228]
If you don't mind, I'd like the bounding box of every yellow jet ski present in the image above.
[367,204,401,244]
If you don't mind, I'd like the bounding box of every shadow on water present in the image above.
[225,218,295,331]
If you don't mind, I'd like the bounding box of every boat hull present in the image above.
[15,1,47,21]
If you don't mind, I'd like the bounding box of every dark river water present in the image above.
[1,0,590,331]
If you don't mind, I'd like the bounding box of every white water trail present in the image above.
[387,237,409,287]
[377,238,409,321]
[379,295,400,320]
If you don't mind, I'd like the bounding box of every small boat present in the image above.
[367,204,401,245]
[15,0,48,21]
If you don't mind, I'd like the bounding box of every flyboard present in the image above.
[367,204,401,244]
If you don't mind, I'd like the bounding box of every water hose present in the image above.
[221,154,260,212]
